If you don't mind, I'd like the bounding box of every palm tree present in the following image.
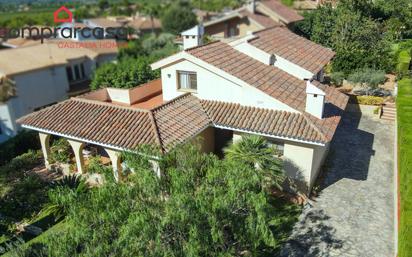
[140,0,161,33]
[224,135,284,189]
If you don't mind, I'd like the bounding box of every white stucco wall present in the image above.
[274,55,313,80]
[0,67,69,139]
[160,59,297,112]
[283,141,328,192]
[233,42,273,65]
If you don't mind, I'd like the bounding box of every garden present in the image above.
[0,135,303,256]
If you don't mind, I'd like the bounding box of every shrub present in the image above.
[347,68,386,88]
[7,150,42,172]
[49,139,71,164]
[350,95,384,105]
[90,56,160,90]
[330,72,345,86]
[0,130,40,166]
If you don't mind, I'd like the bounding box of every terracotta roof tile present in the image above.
[17,98,159,149]
[201,99,326,143]
[250,27,335,73]
[187,41,307,111]
[238,9,282,28]
[151,94,211,151]
[259,0,303,23]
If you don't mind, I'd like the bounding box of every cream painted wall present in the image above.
[194,127,215,153]
[283,140,328,192]
[160,59,297,112]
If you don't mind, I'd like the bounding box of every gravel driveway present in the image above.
[280,110,395,257]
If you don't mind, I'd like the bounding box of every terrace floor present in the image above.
[280,110,395,257]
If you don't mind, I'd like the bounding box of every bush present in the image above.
[161,1,198,35]
[49,139,71,164]
[330,72,345,86]
[0,130,40,166]
[90,56,160,90]
[350,95,384,105]
[347,68,386,88]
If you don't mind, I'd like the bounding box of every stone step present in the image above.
[381,112,396,117]
[381,116,396,121]
[383,109,396,115]
[383,106,396,111]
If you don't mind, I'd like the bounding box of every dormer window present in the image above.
[177,71,197,92]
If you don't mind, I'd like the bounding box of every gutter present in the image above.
[213,124,326,146]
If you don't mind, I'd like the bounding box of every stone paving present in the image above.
[280,111,395,257]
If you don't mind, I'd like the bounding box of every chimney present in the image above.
[181,24,204,50]
[305,80,325,119]
[247,0,256,13]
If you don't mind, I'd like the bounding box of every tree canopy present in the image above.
[90,57,159,90]
[12,137,301,256]
[161,1,198,35]
[296,0,412,75]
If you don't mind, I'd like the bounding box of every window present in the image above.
[66,66,74,82]
[66,63,86,82]
[74,65,80,80]
[80,63,85,78]
[178,71,197,91]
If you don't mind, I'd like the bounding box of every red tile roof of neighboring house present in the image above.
[186,41,308,111]
[259,0,303,23]
[239,9,282,28]
[250,27,335,74]
[127,16,162,31]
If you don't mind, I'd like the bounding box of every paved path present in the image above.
[280,111,395,257]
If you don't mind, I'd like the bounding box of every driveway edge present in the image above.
[394,117,399,257]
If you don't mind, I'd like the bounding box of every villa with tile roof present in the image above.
[0,40,118,142]
[202,0,303,39]
[17,25,347,192]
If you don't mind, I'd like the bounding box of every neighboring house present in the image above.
[126,16,162,35]
[83,18,125,39]
[17,26,347,193]
[0,40,118,142]
[203,0,303,39]
[57,22,99,41]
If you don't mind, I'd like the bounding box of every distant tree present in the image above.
[91,57,160,90]
[98,0,109,11]
[295,1,393,74]
[140,0,161,33]
[161,1,198,35]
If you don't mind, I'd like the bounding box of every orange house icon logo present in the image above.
[54,6,73,23]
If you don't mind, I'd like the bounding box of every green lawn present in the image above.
[397,78,412,257]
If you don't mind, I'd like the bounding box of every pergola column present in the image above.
[105,148,122,182]
[39,133,51,166]
[67,140,85,174]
